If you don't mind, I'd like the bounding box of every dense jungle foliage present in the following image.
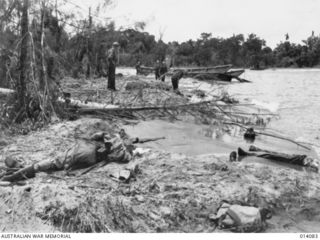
[1,0,320,88]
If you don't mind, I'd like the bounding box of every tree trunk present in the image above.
[39,1,46,91]
[18,0,29,109]
[86,7,92,78]
[55,0,60,53]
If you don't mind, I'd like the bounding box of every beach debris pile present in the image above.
[210,202,272,232]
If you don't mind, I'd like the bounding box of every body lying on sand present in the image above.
[1,129,164,182]
[229,145,319,172]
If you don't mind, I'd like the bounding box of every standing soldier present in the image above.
[107,42,120,91]
[135,60,141,75]
[159,61,168,82]
[154,60,161,80]
[171,70,184,95]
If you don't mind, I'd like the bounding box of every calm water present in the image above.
[118,67,320,155]
[227,69,320,151]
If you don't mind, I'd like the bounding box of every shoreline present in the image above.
[0,72,319,232]
[117,66,320,71]
[1,117,319,232]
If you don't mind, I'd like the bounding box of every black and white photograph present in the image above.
[0,0,320,237]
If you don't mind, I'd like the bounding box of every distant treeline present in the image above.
[1,3,320,88]
[170,33,320,69]
[69,29,320,70]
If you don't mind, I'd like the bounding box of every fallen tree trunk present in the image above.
[0,88,14,94]
[74,100,214,113]
[65,97,119,109]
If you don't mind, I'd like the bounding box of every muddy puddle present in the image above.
[124,119,237,156]
[124,119,316,172]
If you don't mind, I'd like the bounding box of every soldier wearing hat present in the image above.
[107,42,120,90]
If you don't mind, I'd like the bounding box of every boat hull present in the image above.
[193,69,245,82]
[135,65,244,82]
[137,66,154,75]
[171,64,233,74]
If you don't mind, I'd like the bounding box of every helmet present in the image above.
[113,42,120,47]
[305,157,319,173]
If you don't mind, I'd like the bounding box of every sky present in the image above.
[69,0,320,48]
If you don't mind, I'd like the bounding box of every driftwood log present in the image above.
[74,100,214,114]
[0,88,14,95]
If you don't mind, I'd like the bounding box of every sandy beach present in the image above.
[1,72,319,233]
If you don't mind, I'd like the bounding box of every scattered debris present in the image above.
[5,209,12,214]
[0,74,319,233]
[211,203,271,232]
[244,128,256,142]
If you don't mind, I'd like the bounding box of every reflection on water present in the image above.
[227,69,320,150]
[118,67,320,155]
[124,119,237,156]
